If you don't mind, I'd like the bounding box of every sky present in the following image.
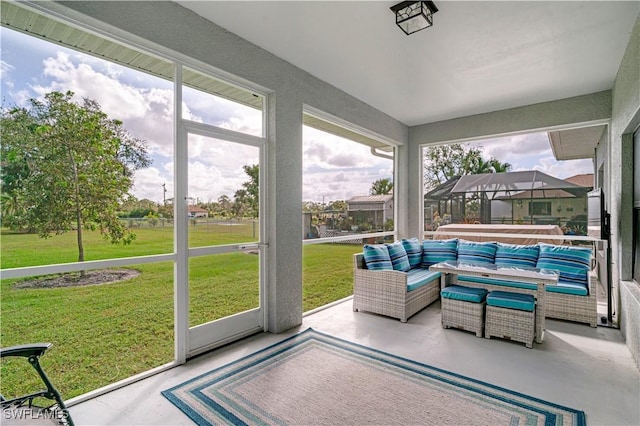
[1,26,592,205]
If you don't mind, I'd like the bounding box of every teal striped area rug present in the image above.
[162,329,585,425]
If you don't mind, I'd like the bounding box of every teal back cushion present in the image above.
[457,240,497,264]
[536,243,591,287]
[421,239,458,267]
[363,244,392,270]
[401,238,422,268]
[386,241,411,272]
[494,243,540,268]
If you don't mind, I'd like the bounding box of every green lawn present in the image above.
[0,222,258,268]
[0,227,360,399]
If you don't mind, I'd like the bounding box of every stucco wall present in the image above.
[611,14,640,369]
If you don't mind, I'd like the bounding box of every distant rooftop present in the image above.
[564,174,594,188]
[347,195,393,203]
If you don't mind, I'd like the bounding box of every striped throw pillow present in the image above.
[536,243,591,288]
[494,243,540,268]
[386,241,411,272]
[421,239,458,267]
[401,238,423,268]
[363,244,393,270]
[457,240,498,264]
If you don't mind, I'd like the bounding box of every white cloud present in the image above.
[10,89,32,107]
[218,114,263,137]
[302,127,394,202]
[29,52,178,158]
[132,167,171,203]
[186,159,252,203]
[475,133,550,158]
[182,85,263,137]
[301,126,395,201]
[467,132,593,179]
[469,132,552,171]
[34,52,149,118]
[303,127,388,171]
[303,167,391,202]
[532,157,593,179]
[0,59,14,81]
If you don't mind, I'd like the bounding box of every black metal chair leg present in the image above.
[1,343,74,426]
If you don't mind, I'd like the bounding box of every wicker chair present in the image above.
[545,270,598,327]
[353,254,440,322]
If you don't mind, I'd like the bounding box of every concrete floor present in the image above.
[70,299,640,425]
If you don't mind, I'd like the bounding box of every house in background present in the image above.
[491,173,594,232]
[187,206,209,218]
[347,194,393,231]
[424,171,593,232]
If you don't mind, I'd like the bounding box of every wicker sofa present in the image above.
[353,238,598,327]
[450,239,597,327]
[352,239,441,322]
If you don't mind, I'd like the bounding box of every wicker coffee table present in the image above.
[430,261,559,343]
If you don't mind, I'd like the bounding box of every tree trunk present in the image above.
[69,149,85,272]
[76,205,84,263]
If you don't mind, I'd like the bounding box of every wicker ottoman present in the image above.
[440,285,489,337]
[485,291,536,349]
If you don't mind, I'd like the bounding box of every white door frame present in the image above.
[174,64,269,361]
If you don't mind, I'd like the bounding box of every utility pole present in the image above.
[162,183,167,206]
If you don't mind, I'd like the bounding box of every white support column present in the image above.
[395,141,410,239]
[267,90,304,333]
[174,64,189,364]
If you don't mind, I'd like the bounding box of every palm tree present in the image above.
[218,194,232,216]
[233,189,248,218]
[370,178,393,195]
[0,192,27,230]
[466,157,493,174]
[489,158,512,173]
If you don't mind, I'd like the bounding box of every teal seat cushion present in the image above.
[386,241,411,272]
[457,275,538,291]
[363,244,392,270]
[406,269,441,292]
[546,280,588,296]
[441,285,488,303]
[421,239,457,267]
[494,243,539,268]
[536,243,591,293]
[486,291,535,312]
[457,240,498,264]
[401,238,423,268]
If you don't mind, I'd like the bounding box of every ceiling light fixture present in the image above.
[390,1,438,35]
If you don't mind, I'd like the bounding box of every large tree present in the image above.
[0,91,150,262]
[370,178,393,195]
[422,144,512,190]
[327,200,347,211]
[233,189,248,218]
[423,144,484,190]
[240,164,259,218]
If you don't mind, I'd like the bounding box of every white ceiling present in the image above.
[177,1,639,127]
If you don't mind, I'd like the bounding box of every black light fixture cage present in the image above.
[390,1,439,35]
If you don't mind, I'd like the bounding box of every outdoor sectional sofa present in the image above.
[353,238,597,326]
[353,240,441,322]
